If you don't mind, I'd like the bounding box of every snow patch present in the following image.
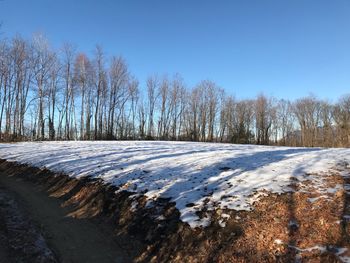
[1,141,350,228]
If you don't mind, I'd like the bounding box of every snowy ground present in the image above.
[0,141,350,228]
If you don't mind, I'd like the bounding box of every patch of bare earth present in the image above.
[1,159,350,262]
[0,186,57,262]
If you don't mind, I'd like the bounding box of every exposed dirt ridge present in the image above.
[1,159,350,262]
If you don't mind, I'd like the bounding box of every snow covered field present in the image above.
[0,141,350,228]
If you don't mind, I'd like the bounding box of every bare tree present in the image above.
[107,56,129,139]
[146,75,159,139]
[319,100,334,147]
[61,43,77,140]
[128,77,139,139]
[293,95,321,147]
[47,54,60,140]
[74,53,92,139]
[333,95,350,147]
[0,40,10,140]
[276,99,294,146]
[255,94,274,145]
[93,45,105,140]
[31,33,55,140]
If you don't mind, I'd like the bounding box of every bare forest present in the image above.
[1,34,349,147]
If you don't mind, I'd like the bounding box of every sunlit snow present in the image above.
[0,141,349,228]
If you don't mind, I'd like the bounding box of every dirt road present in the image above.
[0,169,135,263]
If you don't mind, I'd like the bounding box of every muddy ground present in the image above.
[0,159,350,262]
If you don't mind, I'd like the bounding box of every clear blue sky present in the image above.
[1,0,350,101]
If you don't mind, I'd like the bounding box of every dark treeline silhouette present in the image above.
[0,33,349,147]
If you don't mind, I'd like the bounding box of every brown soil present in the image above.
[1,159,350,262]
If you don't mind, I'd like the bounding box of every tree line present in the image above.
[0,34,349,147]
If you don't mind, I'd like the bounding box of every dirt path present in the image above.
[0,170,135,263]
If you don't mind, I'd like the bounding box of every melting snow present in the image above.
[0,141,350,228]
[307,195,329,203]
[274,239,283,245]
[275,240,350,263]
